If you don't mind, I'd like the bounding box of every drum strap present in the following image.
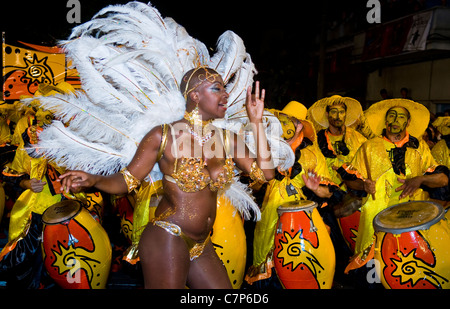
[45,164,62,196]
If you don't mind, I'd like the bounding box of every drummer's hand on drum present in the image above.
[396,177,422,199]
[58,170,97,193]
[20,178,46,193]
[302,169,332,198]
[30,178,46,193]
[302,169,320,192]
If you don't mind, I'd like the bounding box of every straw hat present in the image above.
[280,101,307,121]
[269,101,316,142]
[35,82,75,97]
[0,101,15,111]
[364,99,430,138]
[307,95,363,129]
[432,116,450,136]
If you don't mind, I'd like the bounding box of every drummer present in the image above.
[338,99,449,278]
[431,116,450,169]
[0,83,77,288]
[307,95,369,188]
[430,116,450,201]
[245,101,344,287]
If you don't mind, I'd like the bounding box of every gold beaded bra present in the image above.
[162,124,235,192]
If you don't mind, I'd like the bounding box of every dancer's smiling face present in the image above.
[182,68,229,120]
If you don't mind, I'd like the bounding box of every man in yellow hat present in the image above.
[431,116,450,169]
[307,95,369,188]
[429,116,450,201]
[307,95,370,279]
[338,99,449,278]
[245,101,343,287]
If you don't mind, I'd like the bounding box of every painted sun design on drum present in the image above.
[391,249,449,288]
[276,229,324,276]
[52,242,102,288]
[120,214,133,241]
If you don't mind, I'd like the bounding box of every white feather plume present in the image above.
[26,1,294,220]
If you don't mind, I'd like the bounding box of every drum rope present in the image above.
[394,234,402,259]
[64,222,79,246]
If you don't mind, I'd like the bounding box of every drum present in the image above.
[373,201,450,289]
[41,200,112,289]
[84,192,104,224]
[334,194,362,252]
[430,199,450,222]
[274,200,336,289]
[211,195,247,289]
[0,184,4,224]
[112,194,135,244]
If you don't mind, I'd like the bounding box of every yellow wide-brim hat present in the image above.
[35,82,76,97]
[29,82,76,113]
[0,100,15,111]
[268,101,316,142]
[307,95,363,129]
[364,99,430,138]
[280,101,307,121]
[432,116,450,136]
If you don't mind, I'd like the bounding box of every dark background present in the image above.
[0,0,426,108]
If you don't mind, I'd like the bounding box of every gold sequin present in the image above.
[171,157,234,192]
[249,161,267,190]
[120,167,141,193]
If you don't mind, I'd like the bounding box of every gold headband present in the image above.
[182,66,221,100]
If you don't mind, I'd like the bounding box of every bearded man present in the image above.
[337,99,449,273]
[308,95,368,189]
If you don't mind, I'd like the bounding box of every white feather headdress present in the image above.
[25,1,294,220]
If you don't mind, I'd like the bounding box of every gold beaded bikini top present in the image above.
[161,124,235,192]
[169,157,234,192]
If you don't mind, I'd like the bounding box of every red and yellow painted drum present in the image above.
[41,200,112,289]
[373,201,450,289]
[0,184,5,224]
[435,199,450,221]
[337,209,361,253]
[274,200,336,289]
[84,192,104,224]
[334,194,362,253]
[211,195,247,289]
[112,194,135,244]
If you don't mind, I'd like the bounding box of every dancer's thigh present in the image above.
[138,224,190,289]
[187,241,232,289]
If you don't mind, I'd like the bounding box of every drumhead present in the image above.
[373,201,445,234]
[42,200,83,225]
[277,200,317,215]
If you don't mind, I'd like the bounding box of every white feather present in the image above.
[27,1,293,221]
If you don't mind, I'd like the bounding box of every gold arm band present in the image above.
[249,161,267,190]
[120,167,141,193]
[156,124,169,161]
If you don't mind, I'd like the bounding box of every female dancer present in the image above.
[58,67,274,289]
